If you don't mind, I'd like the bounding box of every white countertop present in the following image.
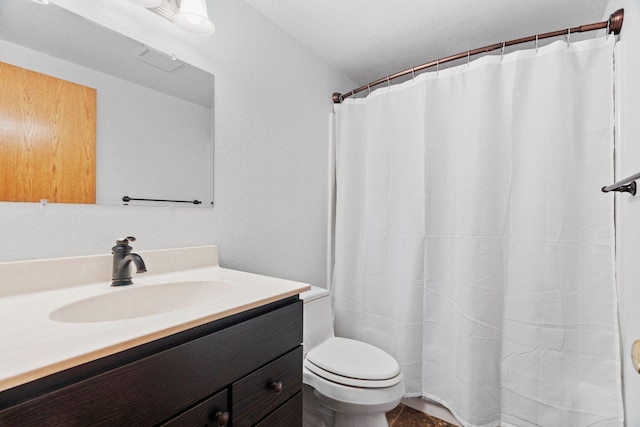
[0,246,310,393]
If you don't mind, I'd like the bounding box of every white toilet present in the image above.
[301,286,405,427]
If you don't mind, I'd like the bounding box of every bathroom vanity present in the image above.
[0,246,309,426]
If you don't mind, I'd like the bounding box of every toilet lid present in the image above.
[305,337,402,387]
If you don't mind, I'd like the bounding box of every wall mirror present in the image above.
[0,0,214,207]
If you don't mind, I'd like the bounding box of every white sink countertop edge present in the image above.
[0,247,310,393]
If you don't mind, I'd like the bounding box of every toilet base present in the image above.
[303,383,401,427]
[334,412,389,427]
[303,384,334,427]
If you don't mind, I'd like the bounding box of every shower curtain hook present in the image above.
[467,50,471,68]
[535,34,539,52]
[501,42,506,61]
[436,59,440,75]
[606,20,611,39]
[411,67,416,82]
[387,75,391,89]
[367,83,371,95]
[566,28,571,46]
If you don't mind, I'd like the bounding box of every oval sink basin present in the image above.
[49,281,233,323]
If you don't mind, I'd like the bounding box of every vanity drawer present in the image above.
[231,346,303,427]
[255,392,302,427]
[161,389,228,427]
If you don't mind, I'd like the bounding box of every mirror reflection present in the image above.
[0,0,214,207]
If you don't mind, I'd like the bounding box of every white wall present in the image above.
[602,1,640,425]
[0,0,356,289]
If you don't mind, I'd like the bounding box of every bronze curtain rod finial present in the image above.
[609,8,624,35]
[332,8,624,104]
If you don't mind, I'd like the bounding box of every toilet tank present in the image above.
[300,286,335,355]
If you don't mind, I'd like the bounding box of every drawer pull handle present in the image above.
[271,380,284,395]
[215,411,230,427]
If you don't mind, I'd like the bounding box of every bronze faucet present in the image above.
[111,237,147,286]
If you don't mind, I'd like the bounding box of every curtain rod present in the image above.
[332,9,624,104]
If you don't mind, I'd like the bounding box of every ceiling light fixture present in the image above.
[174,0,215,36]
[129,0,215,37]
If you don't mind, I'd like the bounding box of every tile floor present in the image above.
[386,404,457,427]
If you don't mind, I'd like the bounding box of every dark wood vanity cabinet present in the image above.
[0,297,303,426]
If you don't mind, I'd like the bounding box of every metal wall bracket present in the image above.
[602,171,640,196]
[602,181,637,195]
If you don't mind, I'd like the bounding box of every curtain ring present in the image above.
[467,50,470,68]
[367,83,371,95]
[501,42,506,61]
[436,59,440,75]
[535,34,539,52]
[411,67,416,82]
[387,76,391,88]
[606,20,610,39]
[566,28,571,46]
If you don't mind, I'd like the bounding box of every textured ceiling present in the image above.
[243,0,611,86]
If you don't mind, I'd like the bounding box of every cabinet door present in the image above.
[231,347,303,427]
[0,61,97,204]
[161,390,229,427]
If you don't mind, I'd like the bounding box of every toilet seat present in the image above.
[304,337,403,388]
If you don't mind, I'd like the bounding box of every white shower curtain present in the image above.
[332,37,622,426]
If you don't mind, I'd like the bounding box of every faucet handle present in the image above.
[115,236,136,245]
